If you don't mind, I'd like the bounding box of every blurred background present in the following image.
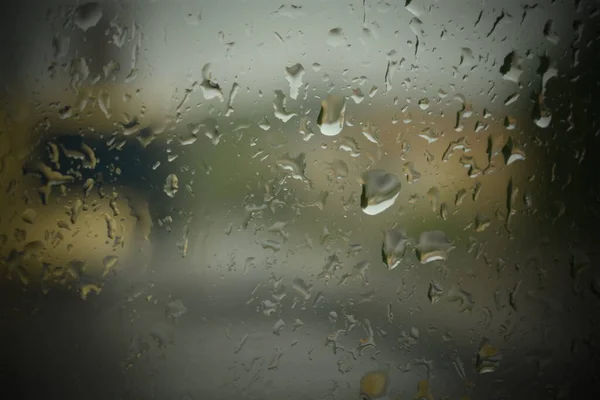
[1,0,599,399]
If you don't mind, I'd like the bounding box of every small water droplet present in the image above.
[164,174,179,197]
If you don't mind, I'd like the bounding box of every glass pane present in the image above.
[1,0,598,398]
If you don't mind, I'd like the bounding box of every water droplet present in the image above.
[405,0,424,17]
[543,19,560,44]
[233,333,248,354]
[476,341,502,373]
[276,153,310,183]
[427,187,440,212]
[339,137,361,157]
[102,255,118,277]
[166,299,188,319]
[285,63,305,100]
[351,88,364,104]
[440,202,448,220]
[21,209,36,224]
[533,94,552,128]
[382,227,409,270]
[83,178,94,199]
[73,3,103,32]
[268,348,283,370]
[418,98,430,110]
[360,169,401,215]
[448,285,474,312]
[418,127,440,143]
[292,278,312,300]
[69,199,83,224]
[500,51,523,83]
[272,319,285,335]
[361,122,380,144]
[327,27,346,47]
[504,116,517,130]
[409,17,425,37]
[415,231,453,263]
[502,137,525,165]
[326,159,349,180]
[317,94,346,136]
[273,90,296,122]
[104,213,117,239]
[459,47,475,68]
[353,260,370,283]
[292,318,305,331]
[97,90,111,119]
[455,189,467,206]
[414,380,432,400]
[261,239,281,252]
[258,116,271,131]
[360,370,390,399]
[164,174,179,197]
[199,64,224,101]
[402,162,421,184]
[504,92,519,106]
[428,281,443,303]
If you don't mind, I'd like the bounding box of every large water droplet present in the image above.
[285,63,305,100]
[73,3,103,32]
[359,169,401,215]
[317,94,346,136]
[382,227,409,270]
[415,231,453,263]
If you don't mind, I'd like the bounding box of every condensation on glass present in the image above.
[0,0,599,399]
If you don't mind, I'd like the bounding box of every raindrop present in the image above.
[418,98,430,110]
[418,127,440,143]
[199,64,224,101]
[166,299,188,319]
[164,174,179,198]
[326,28,346,47]
[415,231,453,264]
[448,285,474,312]
[102,255,119,277]
[97,91,111,119]
[317,94,346,136]
[273,90,296,122]
[533,94,552,128]
[104,213,116,239]
[428,281,443,304]
[476,341,502,374]
[504,116,517,130]
[21,209,37,224]
[382,227,409,270]
[504,92,519,106]
[272,319,286,336]
[292,278,312,300]
[502,137,526,165]
[500,51,523,83]
[276,153,310,183]
[543,20,559,44]
[459,47,475,68]
[73,3,103,32]
[70,199,83,224]
[359,169,401,215]
[285,63,305,100]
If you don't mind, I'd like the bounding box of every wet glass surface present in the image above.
[1,0,600,399]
